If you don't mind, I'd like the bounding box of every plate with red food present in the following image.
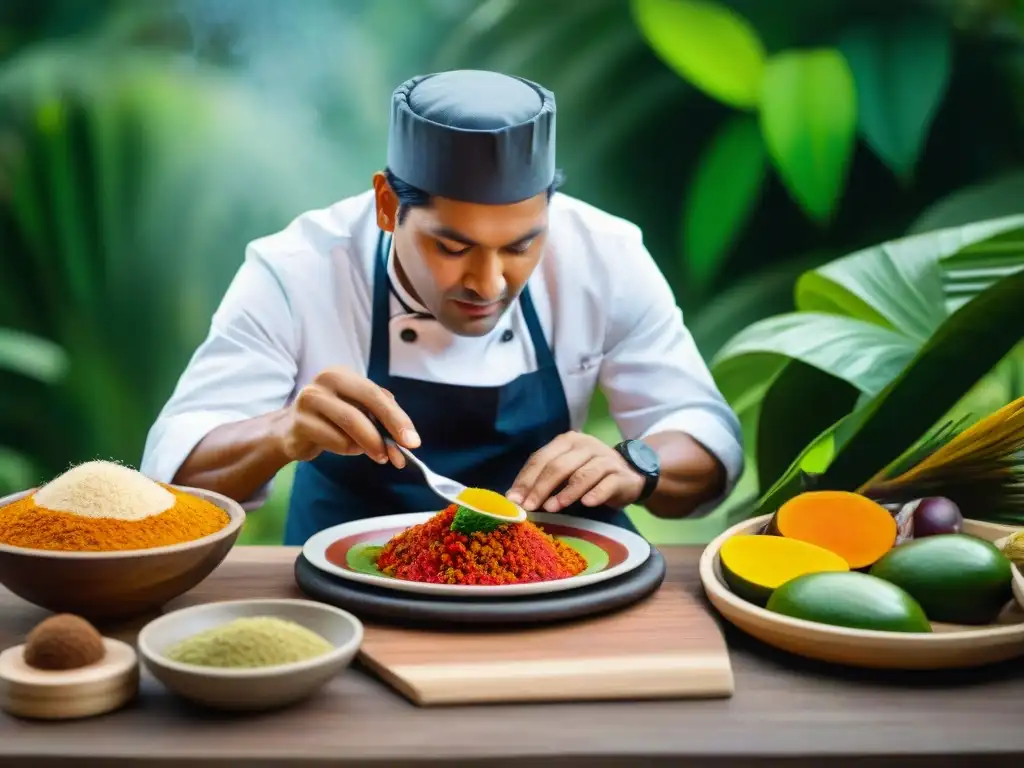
[301,488,651,597]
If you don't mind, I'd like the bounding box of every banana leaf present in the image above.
[712,215,1024,492]
[755,264,1024,520]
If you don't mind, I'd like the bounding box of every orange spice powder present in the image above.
[0,487,230,552]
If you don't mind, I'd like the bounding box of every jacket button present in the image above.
[400,328,417,343]
[501,329,514,342]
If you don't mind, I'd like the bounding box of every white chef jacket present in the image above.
[140,190,745,510]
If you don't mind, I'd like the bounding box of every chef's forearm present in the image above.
[639,431,727,519]
[172,410,292,504]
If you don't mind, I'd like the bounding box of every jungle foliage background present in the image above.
[1,0,1023,544]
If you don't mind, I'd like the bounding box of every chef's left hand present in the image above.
[506,432,645,513]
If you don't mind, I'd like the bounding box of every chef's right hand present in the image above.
[278,366,420,467]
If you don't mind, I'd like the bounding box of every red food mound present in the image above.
[375,505,588,585]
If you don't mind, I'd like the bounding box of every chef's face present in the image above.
[373,173,549,337]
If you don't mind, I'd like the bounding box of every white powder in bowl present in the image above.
[33,460,175,521]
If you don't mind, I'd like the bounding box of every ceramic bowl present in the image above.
[0,486,244,620]
[700,514,1024,670]
[137,598,363,711]
[1012,564,1024,612]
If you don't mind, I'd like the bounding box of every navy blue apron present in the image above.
[283,232,638,545]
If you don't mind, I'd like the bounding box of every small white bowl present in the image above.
[137,598,363,711]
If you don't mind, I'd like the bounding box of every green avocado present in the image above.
[766,571,931,633]
[869,534,1013,625]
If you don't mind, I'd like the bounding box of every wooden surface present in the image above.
[0,545,1021,767]
[358,576,734,705]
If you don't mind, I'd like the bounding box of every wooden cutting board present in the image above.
[356,580,734,706]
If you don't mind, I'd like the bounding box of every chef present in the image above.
[140,69,744,545]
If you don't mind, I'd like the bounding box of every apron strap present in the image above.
[367,231,393,380]
[517,280,556,371]
[368,230,557,378]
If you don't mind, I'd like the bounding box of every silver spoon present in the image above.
[386,437,467,506]
[374,422,527,522]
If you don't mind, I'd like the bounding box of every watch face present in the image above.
[627,440,659,475]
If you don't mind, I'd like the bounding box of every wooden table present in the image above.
[1,546,1022,767]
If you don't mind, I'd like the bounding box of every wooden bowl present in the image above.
[700,514,1024,670]
[1013,564,1024,612]
[0,486,244,620]
[137,598,363,711]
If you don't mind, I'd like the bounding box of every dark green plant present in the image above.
[709,215,1024,521]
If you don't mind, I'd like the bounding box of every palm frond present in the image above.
[858,395,1024,524]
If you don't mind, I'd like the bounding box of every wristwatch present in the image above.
[614,439,660,504]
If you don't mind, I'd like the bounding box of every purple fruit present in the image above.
[912,497,963,537]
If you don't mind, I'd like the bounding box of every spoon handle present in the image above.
[371,418,428,475]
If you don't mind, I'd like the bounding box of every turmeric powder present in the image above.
[0,487,230,552]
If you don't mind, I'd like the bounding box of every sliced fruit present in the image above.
[766,571,931,633]
[769,490,897,569]
[719,534,849,606]
[455,488,526,522]
[869,534,1013,625]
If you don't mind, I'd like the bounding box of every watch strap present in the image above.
[615,440,659,504]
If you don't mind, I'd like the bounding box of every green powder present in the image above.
[450,505,506,535]
[165,616,334,669]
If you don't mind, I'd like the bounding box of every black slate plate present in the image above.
[294,547,666,628]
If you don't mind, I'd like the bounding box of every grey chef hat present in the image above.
[387,69,556,205]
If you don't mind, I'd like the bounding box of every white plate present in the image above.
[301,511,651,597]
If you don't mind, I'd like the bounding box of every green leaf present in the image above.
[690,250,831,358]
[0,328,68,384]
[909,171,1024,236]
[839,13,951,182]
[795,215,1024,339]
[713,217,1024,514]
[631,0,766,109]
[759,49,857,223]
[711,311,918,475]
[682,114,766,292]
[754,416,849,516]
[712,311,919,399]
[754,264,1024,518]
[755,360,859,491]
[822,267,1024,494]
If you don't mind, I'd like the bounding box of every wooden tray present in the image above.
[294,548,666,627]
[700,514,1024,670]
[357,577,734,706]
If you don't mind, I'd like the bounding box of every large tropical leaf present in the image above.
[689,249,832,358]
[713,216,1024,491]
[754,360,859,492]
[755,265,1024,518]
[909,172,1024,236]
